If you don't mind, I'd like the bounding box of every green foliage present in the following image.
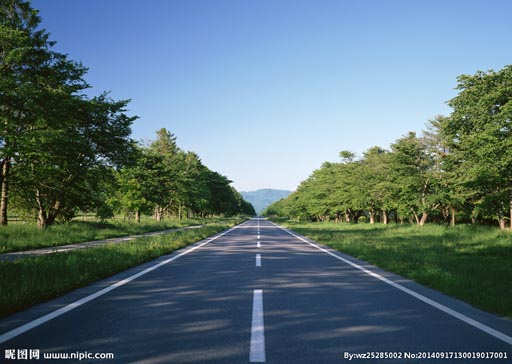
[106,129,255,221]
[265,65,512,229]
[0,0,137,227]
[1,0,86,225]
[0,2,253,228]
[13,95,137,227]
[443,65,512,227]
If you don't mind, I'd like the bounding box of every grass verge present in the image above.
[279,221,512,319]
[0,219,242,319]
[0,216,231,254]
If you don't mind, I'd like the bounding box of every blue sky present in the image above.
[32,0,512,191]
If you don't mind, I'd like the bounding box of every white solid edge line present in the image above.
[250,289,266,362]
[256,254,261,267]
[270,221,512,346]
[0,222,248,345]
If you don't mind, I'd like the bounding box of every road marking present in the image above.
[256,254,261,267]
[257,241,261,248]
[257,234,260,240]
[0,223,249,345]
[250,289,266,362]
[271,221,512,346]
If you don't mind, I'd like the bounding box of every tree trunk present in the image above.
[154,206,163,221]
[510,204,512,230]
[498,201,506,229]
[369,209,375,224]
[39,200,61,228]
[450,206,456,227]
[345,211,351,223]
[135,209,141,223]
[412,210,420,225]
[382,210,389,225]
[510,189,512,230]
[46,210,58,227]
[35,189,47,228]
[419,212,428,226]
[0,159,10,226]
[37,209,47,228]
[499,211,506,230]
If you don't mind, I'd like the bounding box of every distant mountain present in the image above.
[240,189,292,214]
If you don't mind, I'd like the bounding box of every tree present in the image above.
[339,150,356,163]
[443,65,512,229]
[106,129,254,221]
[13,94,136,227]
[423,115,467,226]
[204,170,236,216]
[331,161,364,223]
[361,146,391,224]
[1,2,252,226]
[1,0,88,225]
[239,196,256,216]
[389,132,443,225]
[177,151,209,219]
[147,128,185,220]
[108,147,159,222]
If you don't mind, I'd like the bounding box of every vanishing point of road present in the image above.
[1,218,511,363]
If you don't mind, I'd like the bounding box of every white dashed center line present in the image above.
[249,289,266,362]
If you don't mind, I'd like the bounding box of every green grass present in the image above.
[280,221,512,319]
[0,220,242,318]
[0,216,230,254]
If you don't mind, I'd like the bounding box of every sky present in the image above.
[32,0,512,192]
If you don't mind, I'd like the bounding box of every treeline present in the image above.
[264,65,512,230]
[107,128,256,223]
[0,0,254,228]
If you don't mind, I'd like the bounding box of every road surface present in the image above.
[1,218,511,363]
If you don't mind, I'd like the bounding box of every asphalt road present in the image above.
[1,218,511,363]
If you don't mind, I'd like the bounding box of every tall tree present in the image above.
[361,146,391,224]
[14,94,136,227]
[388,132,440,225]
[148,128,183,220]
[423,115,466,226]
[177,151,209,219]
[108,147,166,222]
[443,65,512,229]
[0,0,88,225]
